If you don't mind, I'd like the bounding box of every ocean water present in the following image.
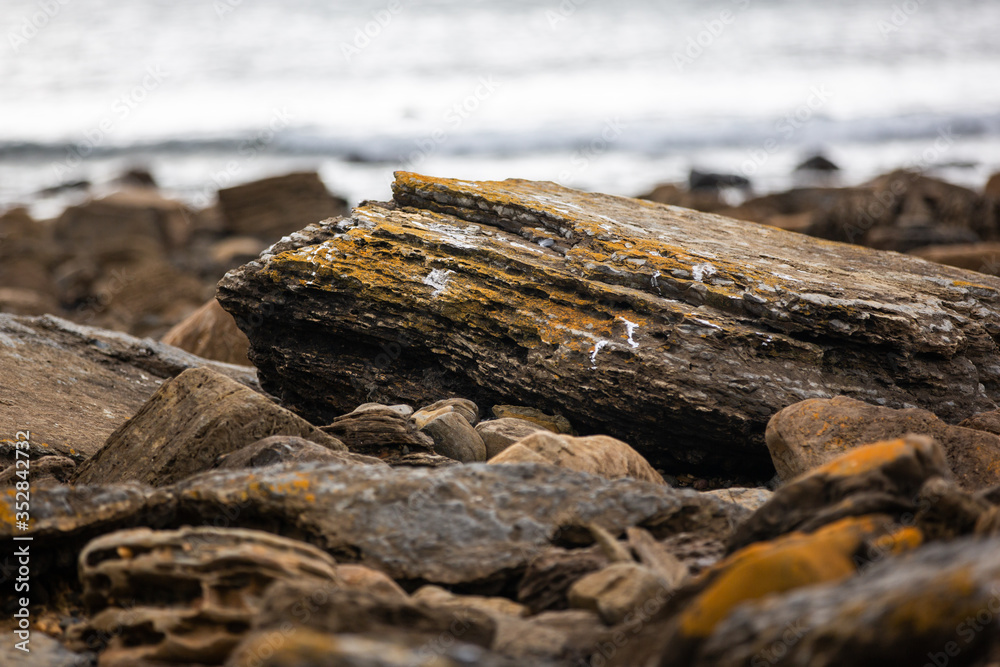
[2,0,999,218]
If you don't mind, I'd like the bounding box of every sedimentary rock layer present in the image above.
[218,172,1000,474]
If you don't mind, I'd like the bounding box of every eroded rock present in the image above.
[476,418,546,459]
[214,435,384,471]
[218,172,1000,477]
[160,298,252,366]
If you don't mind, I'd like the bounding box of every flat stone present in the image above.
[491,405,573,434]
[477,418,547,459]
[214,435,384,470]
[412,397,479,427]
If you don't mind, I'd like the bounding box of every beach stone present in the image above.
[694,537,1000,667]
[0,454,75,488]
[353,402,414,418]
[491,405,573,434]
[336,564,408,601]
[489,431,665,484]
[214,435,382,470]
[516,546,610,614]
[0,313,258,460]
[72,367,343,487]
[959,409,1000,436]
[568,562,675,625]
[491,609,609,664]
[419,410,487,462]
[637,182,726,213]
[217,171,347,241]
[477,418,547,458]
[67,526,340,665]
[218,172,1000,479]
[321,406,434,459]
[412,584,529,618]
[702,487,773,512]
[412,397,479,427]
[766,396,1000,490]
[728,436,948,552]
[5,463,744,590]
[160,298,252,366]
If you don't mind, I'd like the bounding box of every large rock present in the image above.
[160,297,252,366]
[217,171,347,241]
[477,418,547,458]
[692,537,1000,667]
[218,172,1000,477]
[72,367,344,487]
[911,241,1000,276]
[0,314,257,460]
[766,396,1000,489]
[489,431,665,484]
[5,463,744,590]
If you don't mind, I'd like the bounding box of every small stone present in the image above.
[489,431,664,484]
[419,411,487,462]
[322,407,434,460]
[413,397,479,427]
[491,405,573,434]
[476,418,546,459]
[214,435,384,470]
[702,487,774,513]
[160,298,252,367]
[336,564,408,601]
[353,402,414,418]
[412,584,529,618]
[568,562,675,625]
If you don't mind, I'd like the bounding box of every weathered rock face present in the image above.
[73,367,344,487]
[4,462,743,591]
[214,435,385,470]
[766,396,1000,489]
[218,172,1000,477]
[160,298,252,366]
[0,314,257,460]
[67,526,341,665]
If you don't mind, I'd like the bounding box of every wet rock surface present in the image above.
[218,172,1000,476]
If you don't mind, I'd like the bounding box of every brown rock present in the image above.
[985,171,1000,199]
[214,435,384,470]
[0,455,75,488]
[336,564,408,601]
[492,405,573,434]
[412,584,529,618]
[72,367,343,487]
[161,298,252,366]
[516,547,610,614]
[568,562,677,625]
[476,418,547,459]
[0,313,258,460]
[702,487,773,512]
[729,436,947,552]
[419,410,487,462]
[67,526,340,665]
[910,241,1000,275]
[0,287,60,316]
[489,431,665,484]
[960,409,1000,435]
[217,171,347,241]
[766,396,1000,490]
[412,397,479,427]
[322,406,434,460]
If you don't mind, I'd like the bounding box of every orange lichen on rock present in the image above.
[679,516,891,639]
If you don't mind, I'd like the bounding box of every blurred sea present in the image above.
[2,0,1000,217]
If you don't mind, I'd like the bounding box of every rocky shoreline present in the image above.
[3,167,1000,665]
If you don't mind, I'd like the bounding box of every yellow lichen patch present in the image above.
[881,567,980,635]
[809,438,910,479]
[872,525,923,556]
[678,516,887,638]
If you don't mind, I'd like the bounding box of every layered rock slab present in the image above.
[218,172,1000,474]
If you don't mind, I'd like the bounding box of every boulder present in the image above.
[476,418,547,458]
[910,241,1000,275]
[214,435,385,470]
[218,172,1000,478]
[960,409,1000,435]
[160,298,252,366]
[6,463,744,590]
[66,526,341,665]
[72,367,343,487]
[489,431,665,484]
[765,396,1000,489]
[217,171,347,241]
[0,313,257,460]
[491,404,573,433]
[693,537,1000,667]
[728,436,947,551]
[419,410,487,462]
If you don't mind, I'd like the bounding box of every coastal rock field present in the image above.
[4,171,1000,666]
